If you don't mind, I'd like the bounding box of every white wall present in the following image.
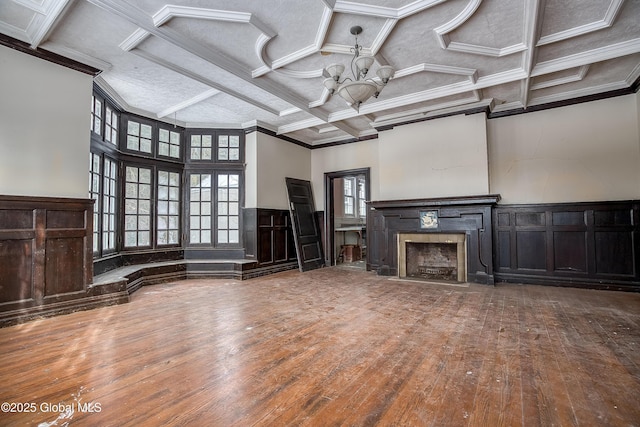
[311,137,380,210]
[0,46,93,198]
[245,132,311,209]
[377,113,489,201]
[488,94,640,204]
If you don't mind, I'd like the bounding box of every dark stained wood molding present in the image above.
[0,33,101,77]
[369,194,501,209]
[244,126,313,149]
[310,133,379,149]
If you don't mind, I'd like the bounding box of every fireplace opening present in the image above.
[406,242,457,281]
[398,233,467,283]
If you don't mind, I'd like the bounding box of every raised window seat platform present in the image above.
[92,259,299,295]
[1,259,298,328]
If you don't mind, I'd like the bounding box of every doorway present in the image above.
[324,168,370,268]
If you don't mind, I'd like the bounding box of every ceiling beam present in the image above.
[520,0,545,108]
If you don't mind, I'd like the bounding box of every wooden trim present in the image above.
[0,33,101,76]
[369,194,501,209]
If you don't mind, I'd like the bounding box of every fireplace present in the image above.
[398,233,467,282]
[367,194,499,284]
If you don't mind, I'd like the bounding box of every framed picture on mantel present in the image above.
[420,210,438,229]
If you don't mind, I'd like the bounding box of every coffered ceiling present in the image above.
[1,0,639,145]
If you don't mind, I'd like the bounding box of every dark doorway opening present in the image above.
[324,168,370,268]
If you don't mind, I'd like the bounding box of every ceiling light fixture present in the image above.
[323,26,394,111]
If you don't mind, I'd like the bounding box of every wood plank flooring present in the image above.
[0,267,639,426]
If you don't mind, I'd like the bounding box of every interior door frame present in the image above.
[324,167,371,266]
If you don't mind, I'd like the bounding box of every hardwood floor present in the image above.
[0,268,639,426]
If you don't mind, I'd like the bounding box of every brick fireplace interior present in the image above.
[398,233,467,283]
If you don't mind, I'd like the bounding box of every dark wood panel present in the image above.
[258,229,274,263]
[595,231,634,276]
[46,209,86,229]
[45,237,86,296]
[494,201,640,290]
[516,231,546,270]
[0,239,33,303]
[553,231,587,272]
[0,209,33,229]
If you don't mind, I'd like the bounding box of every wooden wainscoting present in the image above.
[243,208,298,272]
[493,201,640,291]
[0,195,127,326]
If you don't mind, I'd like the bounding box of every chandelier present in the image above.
[323,26,395,111]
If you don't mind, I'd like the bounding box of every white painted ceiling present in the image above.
[2,0,639,145]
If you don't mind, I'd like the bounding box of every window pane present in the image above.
[141,124,152,139]
[124,166,152,247]
[128,121,139,136]
[188,173,212,245]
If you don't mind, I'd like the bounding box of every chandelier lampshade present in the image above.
[337,81,379,107]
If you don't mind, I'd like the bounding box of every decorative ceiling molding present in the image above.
[119,28,149,51]
[332,0,447,20]
[271,6,331,71]
[394,63,478,83]
[156,88,219,118]
[26,0,73,48]
[153,5,274,37]
[13,0,47,14]
[519,0,545,108]
[536,0,625,46]
[371,94,482,128]
[433,0,527,58]
[277,117,326,135]
[531,38,640,77]
[530,65,590,91]
[625,63,640,85]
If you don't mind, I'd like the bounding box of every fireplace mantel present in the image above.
[366,195,500,284]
